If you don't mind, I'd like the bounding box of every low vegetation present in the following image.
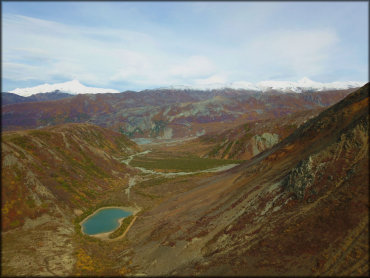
[108,215,135,239]
[2,123,138,231]
[136,176,170,188]
[202,109,323,160]
[131,152,241,172]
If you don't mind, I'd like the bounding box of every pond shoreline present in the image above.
[79,206,140,239]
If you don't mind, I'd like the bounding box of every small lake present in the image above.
[81,208,132,235]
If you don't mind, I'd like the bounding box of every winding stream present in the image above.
[121,150,239,197]
[121,150,151,166]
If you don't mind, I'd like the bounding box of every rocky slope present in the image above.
[2,88,357,140]
[196,108,323,160]
[1,123,139,275]
[151,108,323,159]
[124,83,369,275]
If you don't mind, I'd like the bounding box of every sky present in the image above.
[2,1,368,92]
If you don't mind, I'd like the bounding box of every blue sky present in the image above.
[2,1,368,91]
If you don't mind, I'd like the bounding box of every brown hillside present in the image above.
[1,123,139,231]
[125,84,369,276]
[2,88,356,140]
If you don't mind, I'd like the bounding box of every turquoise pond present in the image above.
[81,208,132,235]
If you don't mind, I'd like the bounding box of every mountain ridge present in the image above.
[159,77,365,93]
[125,83,368,276]
[9,80,120,97]
[2,91,74,106]
[7,78,365,97]
[1,84,368,276]
[2,87,357,139]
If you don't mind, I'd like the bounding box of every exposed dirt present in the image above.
[2,210,75,276]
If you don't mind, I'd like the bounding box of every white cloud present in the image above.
[2,13,222,90]
[2,14,163,88]
[194,74,228,85]
[2,62,42,81]
[109,50,153,81]
[243,28,339,77]
[110,54,219,88]
[169,56,216,78]
[2,2,366,91]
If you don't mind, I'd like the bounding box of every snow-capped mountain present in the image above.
[8,78,366,97]
[256,78,366,93]
[159,78,366,93]
[9,80,120,97]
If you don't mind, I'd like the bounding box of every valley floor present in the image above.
[1,142,243,276]
[4,137,367,276]
[70,146,244,276]
[2,85,369,276]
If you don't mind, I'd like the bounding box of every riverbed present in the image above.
[121,150,239,197]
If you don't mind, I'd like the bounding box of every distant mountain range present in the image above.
[160,77,365,93]
[2,87,358,138]
[2,91,74,106]
[1,79,365,141]
[2,83,368,276]
[6,78,366,97]
[8,80,120,97]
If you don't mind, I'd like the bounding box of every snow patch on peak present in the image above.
[159,82,260,91]
[158,78,365,93]
[299,77,314,83]
[9,78,366,97]
[67,79,83,86]
[256,78,365,93]
[9,80,120,97]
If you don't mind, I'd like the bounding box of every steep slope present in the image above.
[2,88,356,140]
[1,123,139,275]
[150,108,323,159]
[125,84,369,276]
[2,123,139,231]
[197,108,323,160]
